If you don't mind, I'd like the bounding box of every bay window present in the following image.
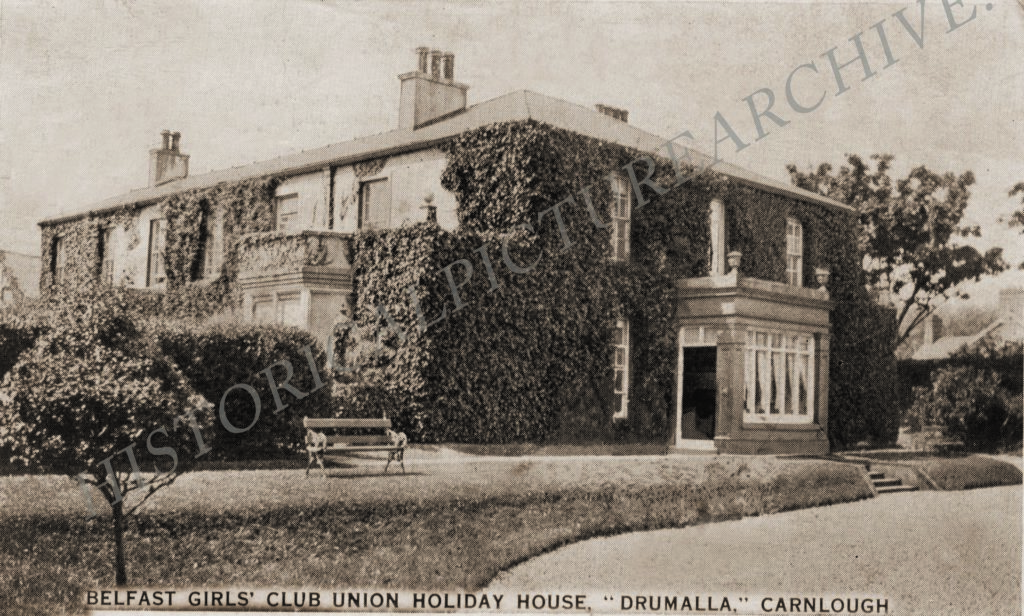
[744,329,815,423]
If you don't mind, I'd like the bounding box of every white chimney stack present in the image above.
[398,47,468,130]
[149,129,189,186]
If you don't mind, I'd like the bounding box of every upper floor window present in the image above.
[786,217,803,286]
[274,194,299,233]
[51,236,67,285]
[613,319,630,420]
[610,175,631,262]
[147,219,166,287]
[100,227,115,285]
[196,212,222,281]
[359,179,391,230]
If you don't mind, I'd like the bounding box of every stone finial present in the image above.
[815,267,831,290]
[421,193,437,224]
[726,251,742,273]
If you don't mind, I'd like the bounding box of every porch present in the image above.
[673,270,832,455]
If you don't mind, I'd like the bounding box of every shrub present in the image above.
[0,307,47,380]
[0,283,212,584]
[907,365,1022,452]
[154,321,331,460]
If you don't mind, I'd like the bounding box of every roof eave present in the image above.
[38,135,456,228]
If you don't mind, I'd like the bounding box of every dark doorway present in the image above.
[682,347,717,440]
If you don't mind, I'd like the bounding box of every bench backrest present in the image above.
[303,418,392,430]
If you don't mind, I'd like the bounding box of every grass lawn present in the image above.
[0,456,870,615]
[917,456,1022,490]
[850,452,1022,490]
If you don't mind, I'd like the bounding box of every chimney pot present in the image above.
[443,52,455,80]
[416,47,430,73]
[399,47,469,130]
[596,104,629,123]
[430,50,443,78]
[150,130,189,186]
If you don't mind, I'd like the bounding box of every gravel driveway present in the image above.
[489,486,1021,615]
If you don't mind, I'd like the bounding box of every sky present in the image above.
[1,0,1022,307]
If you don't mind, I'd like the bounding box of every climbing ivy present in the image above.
[341,119,896,447]
[341,120,722,442]
[38,119,896,447]
[41,177,278,320]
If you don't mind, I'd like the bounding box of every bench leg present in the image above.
[384,449,406,475]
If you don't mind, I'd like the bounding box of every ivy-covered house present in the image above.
[38,49,891,453]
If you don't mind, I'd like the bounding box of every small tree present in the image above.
[0,285,212,585]
[907,365,1021,453]
[789,154,1006,347]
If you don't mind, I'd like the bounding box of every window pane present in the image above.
[148,219,165,286]
[786,218,802,286]
[744,328,815,423]
[758,349,770,413]
[275,195,299,232]
[745,347,754,413]
[613,319,629,418]
[361,179,391,230]
[798,352,809,414]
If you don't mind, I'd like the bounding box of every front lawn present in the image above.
[848,452,1022,490]
[0,456,870,615]
[918,456,1022,490]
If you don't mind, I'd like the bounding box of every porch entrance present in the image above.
[681,347,716,441]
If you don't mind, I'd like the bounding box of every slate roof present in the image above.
[41,90,851,226]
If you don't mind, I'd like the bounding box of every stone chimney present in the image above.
[149,130,189,186]
[398,48,468,130]
[595,104,629,123]
[922,313,944,346]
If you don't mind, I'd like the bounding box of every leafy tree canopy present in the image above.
[788,154,1006,347]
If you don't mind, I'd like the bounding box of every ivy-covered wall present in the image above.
[340,120,713,443]
[338,119,898,448]
[720,182,900,447]
[40,177,278,319]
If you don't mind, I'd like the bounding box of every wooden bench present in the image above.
[303,417,407,476]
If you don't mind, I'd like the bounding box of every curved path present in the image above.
[489,486,1022,615]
